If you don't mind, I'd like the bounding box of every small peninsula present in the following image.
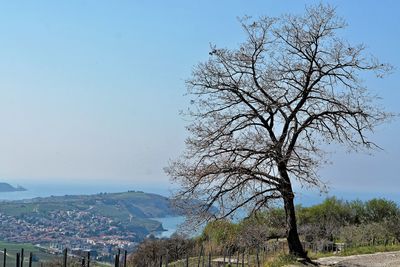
[0,182,26,192]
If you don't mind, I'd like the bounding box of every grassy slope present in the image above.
[0,241,112,267]
[0,241,52,267]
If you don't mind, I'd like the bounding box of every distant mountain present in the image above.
[0,182,26,192]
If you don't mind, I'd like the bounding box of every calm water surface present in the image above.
[152,216,186,238]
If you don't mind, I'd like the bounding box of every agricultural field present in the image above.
[0,241,55,267]
[0,241,111,267]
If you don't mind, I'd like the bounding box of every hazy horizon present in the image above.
[1,180,399,208]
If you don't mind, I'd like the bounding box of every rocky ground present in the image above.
[314,251,400,267]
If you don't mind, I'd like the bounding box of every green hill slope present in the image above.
[0,191,181,246]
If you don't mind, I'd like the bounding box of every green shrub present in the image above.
[339,222,392,245]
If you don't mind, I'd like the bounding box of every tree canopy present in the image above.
[166,4,392,257]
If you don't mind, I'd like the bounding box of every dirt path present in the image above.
[315,251,400,267]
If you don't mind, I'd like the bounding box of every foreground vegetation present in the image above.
[129,197,400,266]
[0,241,44,267]
[1,197,399,266]
[0,241,111,267]
[0,241,65,267]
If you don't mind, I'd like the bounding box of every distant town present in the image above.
[0,191,180,261]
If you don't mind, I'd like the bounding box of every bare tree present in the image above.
[166,4,392,258]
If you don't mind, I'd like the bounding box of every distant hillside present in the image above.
[0,191,183,247]
[12,190,181,218]
[0,182,26,192]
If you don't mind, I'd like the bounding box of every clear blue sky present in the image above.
[0,1,398,197]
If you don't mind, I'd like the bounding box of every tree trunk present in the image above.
[278,164,308,259]
[283,193,307,259]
